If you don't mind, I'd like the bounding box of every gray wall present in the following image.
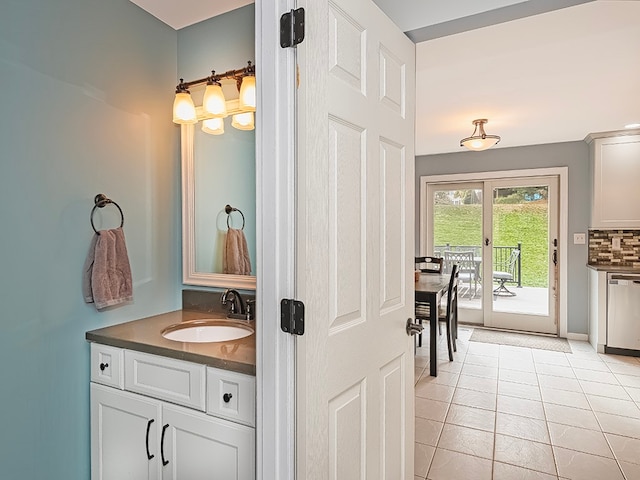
[415,141,590,334]
[0,0,179,477]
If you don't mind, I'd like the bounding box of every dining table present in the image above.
[415,273,451,377]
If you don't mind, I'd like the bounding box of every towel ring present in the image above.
[225,204,245,230]
[91,194,124,234]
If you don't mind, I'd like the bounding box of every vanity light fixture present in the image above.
[460,119,501,151]
[172,61,256,134]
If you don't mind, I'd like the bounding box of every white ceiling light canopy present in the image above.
[460,118,501,151]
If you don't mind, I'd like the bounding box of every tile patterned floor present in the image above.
[414,327,640,480]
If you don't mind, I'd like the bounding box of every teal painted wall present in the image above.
[415,141,590,334]
[177,6,257,276]
[0,0,180,477]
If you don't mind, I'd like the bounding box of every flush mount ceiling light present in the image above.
[460,119,501,151]
[624,123,640,129]
[172,61,256,134]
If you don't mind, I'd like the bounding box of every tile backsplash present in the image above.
[589,229,640,266]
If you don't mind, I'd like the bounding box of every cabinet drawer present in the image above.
[124,351,206,411]
[90,344,124,389]
[206,367,256,427]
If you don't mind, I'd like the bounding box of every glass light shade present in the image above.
[202,83,228,118]
[201,118,225,135]
[460,136,500,151]
[238,76,256,112]
[172,92,197,124]
[231,112,255,131]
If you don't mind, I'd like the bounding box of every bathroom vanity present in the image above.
[86,309,256,479]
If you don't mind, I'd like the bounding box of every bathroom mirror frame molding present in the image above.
[181,124,257,289]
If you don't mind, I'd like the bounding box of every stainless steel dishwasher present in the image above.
[606,273,640,355]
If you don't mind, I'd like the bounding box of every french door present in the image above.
[424,175,559,335]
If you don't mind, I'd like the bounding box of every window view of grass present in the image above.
[433,189,549,288]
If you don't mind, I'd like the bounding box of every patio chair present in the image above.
[493,249,520,297]
[444,251,478,297]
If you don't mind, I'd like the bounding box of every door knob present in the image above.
[406,318,424,336]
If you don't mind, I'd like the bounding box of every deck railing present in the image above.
[434,243,522,287]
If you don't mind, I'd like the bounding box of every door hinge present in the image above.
[280,8,305,48]
[281,298,305,336]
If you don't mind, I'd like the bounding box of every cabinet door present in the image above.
[91,383,161,480]
[161,403,255,480]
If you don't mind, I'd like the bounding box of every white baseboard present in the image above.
[566,333,589,341]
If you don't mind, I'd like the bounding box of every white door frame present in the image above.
[420,167,569,339]
[255,1,297,479]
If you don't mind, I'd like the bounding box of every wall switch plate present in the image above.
[612,237,621,250]
[573,233,586,245]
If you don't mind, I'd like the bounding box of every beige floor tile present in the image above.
[437,361,463,374]
[467,342,500,358]
[538,374,582,393]
[497,395,545,420]
[494,434,557,475]
[500,368,539,386]
[415,476,424,480]
[495,412,550,444]
[457,374,498,394]
[579,380,631,400]
[599,353,640,365]
[493,462,558,480]
[615,373,640,389]
[540,387,590,409]
[415,418,443,446]
[619,461,640,480]
[437,423,494,459]
[547,423,613,457]
[415,355,429,368]
[535,363,575,378]
[416,370,460,388]
[464,353,499,368]
[415,382,455,403]
[461,363,498,379]
[594,412,640,439]
[415,443,435,478]
[416,397,450,422]
[573,368,619,385]
[587,394,640,419]
[567,357,609,372]
[553,446,625,480]
[498,380,542,401]
[426,448,492,480]
[602,362,640,377]
[500,358,537,373]
[533,351,570,366]
[452,388,497,411]
[626,386,640,402]
[445,403,496,432]
[543,403,600,430]
[605,434,640,466]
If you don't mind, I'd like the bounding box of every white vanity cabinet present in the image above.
[90,344,255,480]
[590,133,640,228]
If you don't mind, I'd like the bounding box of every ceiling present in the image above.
[130,0,640,155]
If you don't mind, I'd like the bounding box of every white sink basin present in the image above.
[161,319,254,343]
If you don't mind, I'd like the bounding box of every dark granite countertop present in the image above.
[86,310,256,376]
[587,264,640,273]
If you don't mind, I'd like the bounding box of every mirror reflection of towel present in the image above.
[82,227,133,310]
[223,228,252,275]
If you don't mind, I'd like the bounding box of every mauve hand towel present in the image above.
[223,228,252,275]
[82,227,133,310]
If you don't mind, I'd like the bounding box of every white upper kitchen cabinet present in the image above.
[589,133,640,228]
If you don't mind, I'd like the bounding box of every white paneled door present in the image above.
[296,0,416,478]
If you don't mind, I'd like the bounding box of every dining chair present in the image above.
[415,256,443,274]
[415,264,459,361]
[444,251,478,297]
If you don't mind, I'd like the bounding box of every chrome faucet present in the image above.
[221,289,246,317]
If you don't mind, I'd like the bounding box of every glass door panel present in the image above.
[429,184,484,324]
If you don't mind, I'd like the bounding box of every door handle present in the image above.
[145,419,155,460]
[161,424,169,466]
[485,238,490,246]
[552,250,557,266]
[406,318,423,336]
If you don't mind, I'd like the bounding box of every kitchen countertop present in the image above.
[86,310,256,376]
[587,264,640,273]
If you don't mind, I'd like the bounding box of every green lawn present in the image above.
[434,203,549,287]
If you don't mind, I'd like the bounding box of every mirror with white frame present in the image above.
[181,116,256,289]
